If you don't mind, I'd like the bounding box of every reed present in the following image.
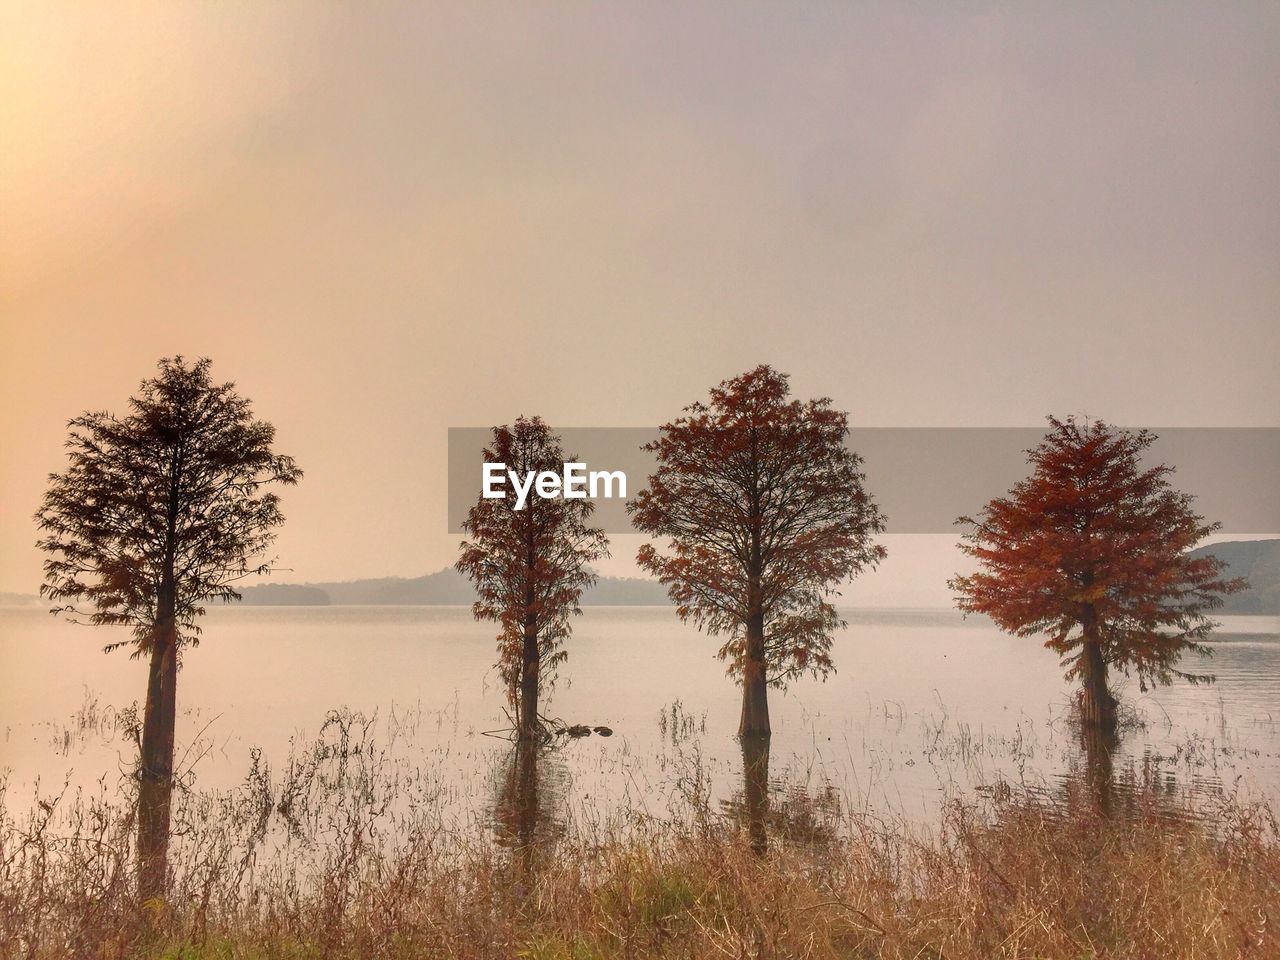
[2,715,1277,959]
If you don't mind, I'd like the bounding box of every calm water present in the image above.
[2,605,1278,838]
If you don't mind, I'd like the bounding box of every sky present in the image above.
[2,3,1277,603]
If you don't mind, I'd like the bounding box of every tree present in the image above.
[456,417,609,741]
[630,365,886,738]
[950,416,1244,732]
[35,357,301,903]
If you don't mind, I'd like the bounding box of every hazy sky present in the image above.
[2,3,1277,601]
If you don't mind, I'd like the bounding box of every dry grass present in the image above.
[2,705,1278,959]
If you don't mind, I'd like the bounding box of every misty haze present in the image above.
[2,4,1278,959]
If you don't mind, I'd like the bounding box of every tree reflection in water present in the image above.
[741,734,770,854]
[722,735,842,855]
[1020,714,1217,830]
[1079,722,1118,816]
[490,739,568,874]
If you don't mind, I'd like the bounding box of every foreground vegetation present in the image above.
[2,737,1276,960]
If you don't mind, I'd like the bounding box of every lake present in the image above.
[2,605,1278,841]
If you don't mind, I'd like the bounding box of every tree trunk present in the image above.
[137,585,177,904]
[740,500,771,738]
[1079,636,1117,733]
[519,606,540,740]
[738,607,771,738]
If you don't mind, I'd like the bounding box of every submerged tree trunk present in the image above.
[500,737,542,889]
[514,738,539,851]
[740,734,771,855]
[739,605,771,738]
[1079,721,1117,815]
[1079,634,1117,733]
[137,584,177,904]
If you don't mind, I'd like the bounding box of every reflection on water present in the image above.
[1079,723,1117,815]
[740,735,769,854]
[2,605,1278,845]
[720,736,843,853]
[976,720,1258,837]
[489,738,568,853]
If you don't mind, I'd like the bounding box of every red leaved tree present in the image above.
[950,417,1245,732]
[630,366,886,738]
[456,417,609,740]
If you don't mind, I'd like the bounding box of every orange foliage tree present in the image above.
[630,366,886,738]
[950,417,1244,732]
[456,417,609,740]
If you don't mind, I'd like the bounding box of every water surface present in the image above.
[2,605,1277,837]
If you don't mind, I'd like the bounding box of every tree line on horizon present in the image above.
[35,356,1244,905]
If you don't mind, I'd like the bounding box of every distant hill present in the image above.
[584,576,672,605]
[1188,539,1280,615]
[236,568,671,607]
[232,583,330,605]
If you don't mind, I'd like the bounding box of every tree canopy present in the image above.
[36,357,302,656]
[951,416,1245,696]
